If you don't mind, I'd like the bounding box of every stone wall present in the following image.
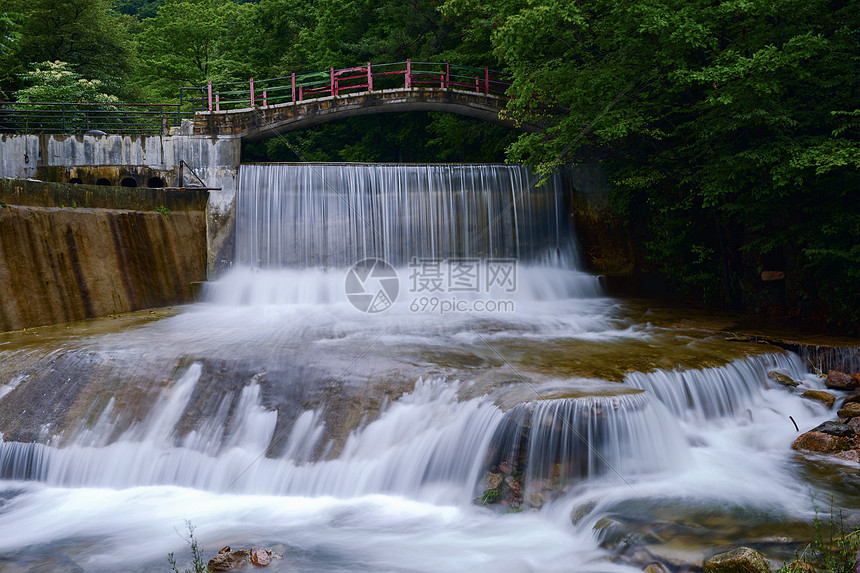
[0,179,208,332]
[567,165,665,296]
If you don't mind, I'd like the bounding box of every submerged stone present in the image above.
[800,390,835,408]
[768,371,799,388]
[208,548,250,571]
[704,547,772,573]
[831,450,860,464]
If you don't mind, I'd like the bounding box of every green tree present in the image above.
[16,0,135,98]
[445,0,860,327]
[0,4,24,97]
[134,0,240,100]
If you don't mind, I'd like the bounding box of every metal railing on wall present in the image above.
[0,102,183,135]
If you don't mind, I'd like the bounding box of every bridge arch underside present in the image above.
[193,88,541,143]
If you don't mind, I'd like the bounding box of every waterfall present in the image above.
[624,352,809,422]
[481,393,687,506]
[235,163,578,267]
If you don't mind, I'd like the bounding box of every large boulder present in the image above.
[792,431,853,454]
[704,547,772,573]
[800,390,835,408]
[825,370,857,391]
[837,402,860,419]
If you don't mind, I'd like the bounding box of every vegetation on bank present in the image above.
[1,0,858,329]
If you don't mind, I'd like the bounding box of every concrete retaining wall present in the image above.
[0,133,242,276]
[0,179,209,332]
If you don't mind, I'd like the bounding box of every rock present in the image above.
[250,547,271,567]
[849,417,860,433]
[825,370,858,391]
[800,390,835,408]
[594,517,626,551]
[811,421,855,438]
[831,450,860,464]
[837,402,860,419]
[644,563,671,573]
[498,461,513,474]
[570,499,599,525]
[768,371,799,387]
[504,475,522,497]
[525,490,546,508]
[761,271,784,281]
[207,549,250,571]
[782,561,815,573]
[725,334,753,342]
[792,430,853,454]
[844,393,860,405]
[484,472,503,490]
[704,546,772,573]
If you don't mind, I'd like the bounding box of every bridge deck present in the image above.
[191,87,537,140]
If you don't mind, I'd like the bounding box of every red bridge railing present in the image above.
[180,60,512,114]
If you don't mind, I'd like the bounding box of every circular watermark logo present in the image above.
[345,258,399,313]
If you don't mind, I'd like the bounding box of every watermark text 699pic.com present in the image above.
[344,257,517,314]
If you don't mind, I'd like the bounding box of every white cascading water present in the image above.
[0,163,854,572]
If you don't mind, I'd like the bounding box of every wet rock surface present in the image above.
[800,390,835,408]
[825,370,857,391]
[704,547,772,573]
[207,546,279,570]
[207,548,251,571]
[768,371,799,387]
[810,421,855,438]
[791,374,860,464]
[837,402,860,419]
[792,431,854,454]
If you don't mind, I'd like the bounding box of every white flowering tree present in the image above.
[11,61,120,132]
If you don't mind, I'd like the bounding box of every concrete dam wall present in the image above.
[0,179,208,332]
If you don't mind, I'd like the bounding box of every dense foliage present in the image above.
[1,0,857,328]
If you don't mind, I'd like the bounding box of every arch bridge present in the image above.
[182,61,538,140]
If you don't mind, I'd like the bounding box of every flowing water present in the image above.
[0,164,857,572]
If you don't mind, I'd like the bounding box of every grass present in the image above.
[168,521,206,573]
[779,500,860,573]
